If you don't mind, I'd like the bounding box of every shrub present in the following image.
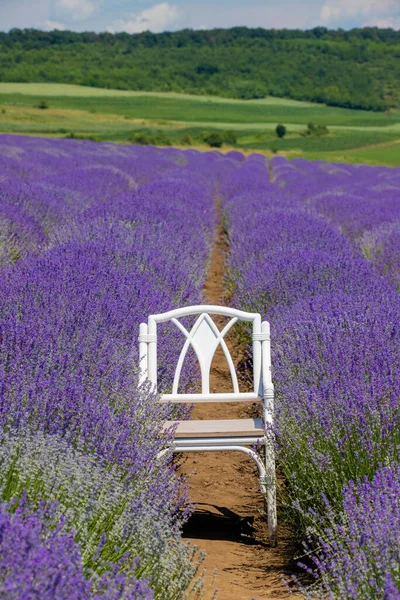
[299,464,400,599]
[0,136,218,598]
[0,499,154,600]
[276,124,287,138]
[201,131,224,148]
[129,132,172,146]
[64,132,96,141]
[152,132,172,146]
[180,134,193,146]
[130,132,151,145]
[37,100,49,110]
[0,421,199,598]
[305,122,329,136]
[222,130,237,145]
[222,154,400,596]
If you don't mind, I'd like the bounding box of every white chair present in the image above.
[138,305,277,544]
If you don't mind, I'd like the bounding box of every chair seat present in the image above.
[163,418,264,439]
[160,392,262,403]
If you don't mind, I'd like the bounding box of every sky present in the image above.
[0,0,399,34]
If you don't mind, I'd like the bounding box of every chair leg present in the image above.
[265,481,277,546]
[158,443,278,544]
[265,436,278,546]
[156,448,170,460]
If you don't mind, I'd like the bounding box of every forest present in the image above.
[0,26,399,111]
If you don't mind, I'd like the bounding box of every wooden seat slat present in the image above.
[162,418,264,438]
[160,392,262,403]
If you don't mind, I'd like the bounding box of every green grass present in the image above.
[1,83,400,128]
[0,83,399,166]
[301,140,400,167]
[0,83,320,106]
[239,130,400,152]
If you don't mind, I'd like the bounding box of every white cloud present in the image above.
[321,0,397,22]
[39,20,66,31]
[57,0,97,21]
[108,3,179,34]
[182,2,312,33]
[364,16,400,29]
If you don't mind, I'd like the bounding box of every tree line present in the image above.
[1,26,399,110]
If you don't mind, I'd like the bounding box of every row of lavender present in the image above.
[223,156,400,598]
[273,157,400,288]
[0,135,232,599]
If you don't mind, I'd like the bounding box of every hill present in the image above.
[0,83,399,166]
[0,27,399,111]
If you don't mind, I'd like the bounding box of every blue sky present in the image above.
[1,0,399,33]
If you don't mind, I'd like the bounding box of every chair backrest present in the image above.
[139,305,272,403]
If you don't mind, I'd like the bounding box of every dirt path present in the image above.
[179,203,296,600]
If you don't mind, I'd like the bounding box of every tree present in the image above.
[200,131,224,147]
[276,124,286,138]
[0,27,395,111]
[204,132,223,148]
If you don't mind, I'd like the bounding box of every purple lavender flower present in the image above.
[0,134,224,598]
[304,465,400,599]
[222,154,400,596]
[0,501,154,599]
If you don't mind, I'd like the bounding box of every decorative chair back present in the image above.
[139,305,272,403]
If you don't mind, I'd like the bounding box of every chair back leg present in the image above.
[265,431,277,546]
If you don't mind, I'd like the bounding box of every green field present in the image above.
[0,83,399,166]
[0,83,319,105]
[303,140,400,166]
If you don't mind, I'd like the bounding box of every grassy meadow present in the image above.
[0,82,399,165]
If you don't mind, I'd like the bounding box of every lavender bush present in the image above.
[222,154,400,596]
[0,500,155,599]
[300,464,400,599]
[0,426,197,597]
[0,135,226,598]
[273,157,400,288]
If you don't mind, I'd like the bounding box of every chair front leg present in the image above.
[265,428,277,546]
[264,385,277,546]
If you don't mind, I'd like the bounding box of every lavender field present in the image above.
[0,135,399,599]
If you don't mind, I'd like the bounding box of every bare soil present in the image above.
[178,206,297,600]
